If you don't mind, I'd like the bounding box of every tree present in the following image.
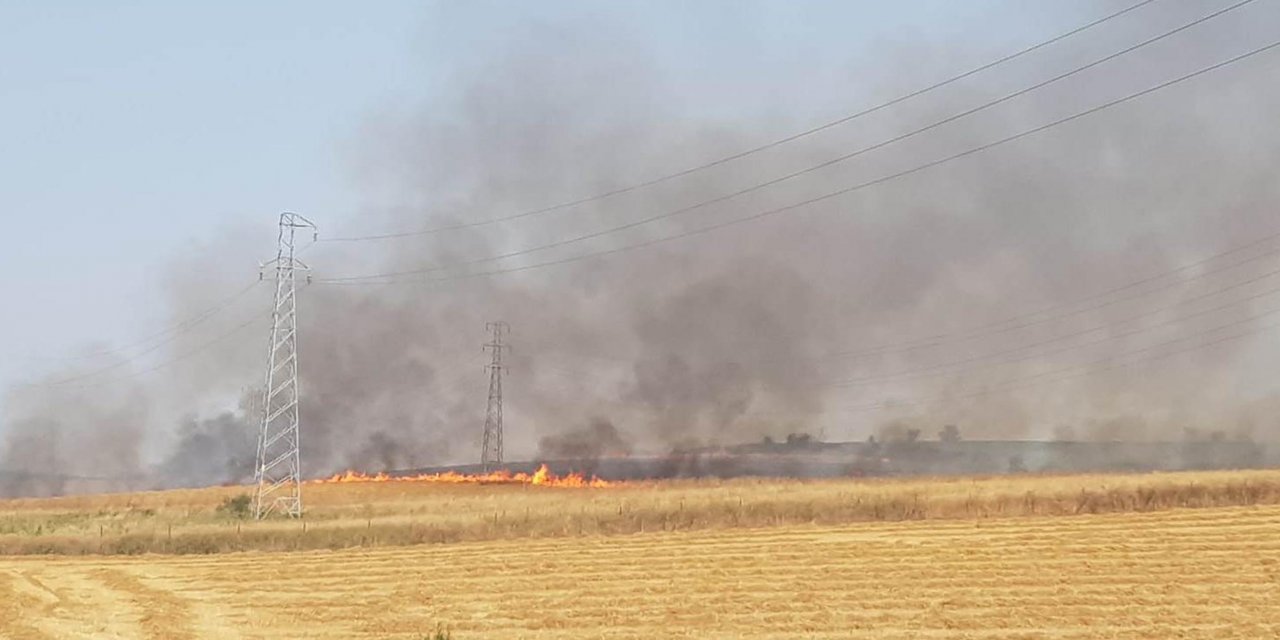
[938,424,961,443]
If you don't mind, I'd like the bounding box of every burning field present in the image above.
[311,463,613,488]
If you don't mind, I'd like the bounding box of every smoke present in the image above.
[5,2,1280,495]
[0,418,67,498]
[625,261,826,441]
[538,418,633,460]
[1,374,148,497]
[157,412,256,488]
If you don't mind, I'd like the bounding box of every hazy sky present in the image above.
[0,0,1041,407]
[6,0,1280,486]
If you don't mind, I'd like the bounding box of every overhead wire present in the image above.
[40,219,1274,390]
[836,304,1280,415]
[20,282,266,388]
[39,310,272,392]
[520,234,1280,373]
[821,238,1280,372]
[18,240,316,387]
[739,298,1280,421]
[316,0,1262,285]
[71,27,1270,409]
[315,32,1280,423]
[22,280,263,363]
[521,260,1280,396]
[318,0,1159,243]
[19,3,1278,429]
[827,261,1280,388]
[314,35,1280,288]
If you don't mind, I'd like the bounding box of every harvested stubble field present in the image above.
[4,469,1280,555]
[1,469,1279,638]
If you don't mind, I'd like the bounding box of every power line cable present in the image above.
[318,0,1258,284]
[523,332,949,365]
[748,298,1280,419]
[314,37,1280,289]
[939,231,1280,336]
[32,9,1267,402]
[22,298,262,388]
[318,0,1159,243]
[73,221,1264,392]
[836,304,1280,415]
[828,262,1280,387]
[524,265,1280,394]
[527,295,1280,423]
[22,280,262,363]
[38,310,272,392]
[830,239,1280,366]
[520,235,1280,371]
[0,470,155,483]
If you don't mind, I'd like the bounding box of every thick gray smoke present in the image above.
[1,376,148,497]
[624,261,826,443]
[4,2,1280,495]
[158,412,256,488]
[538,418,633,460]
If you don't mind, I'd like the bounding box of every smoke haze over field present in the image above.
[4,1,1280,495]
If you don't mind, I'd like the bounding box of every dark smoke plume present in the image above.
[157,412,256,489]
[538,418,633,460]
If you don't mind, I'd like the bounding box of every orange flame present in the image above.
[308,463,613,488]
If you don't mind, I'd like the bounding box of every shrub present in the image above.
[217,493,253,519]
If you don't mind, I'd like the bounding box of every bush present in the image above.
[217,494,253,519]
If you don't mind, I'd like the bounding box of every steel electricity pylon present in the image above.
[253,212,317,519]
[481,321,509,472]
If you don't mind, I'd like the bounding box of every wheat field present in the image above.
[1,503,1278,639]
[4,469,1280,555]
[3,470,1280,638]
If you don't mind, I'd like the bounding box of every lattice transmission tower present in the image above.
[481,321,509,472]
[253,212,317,519]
